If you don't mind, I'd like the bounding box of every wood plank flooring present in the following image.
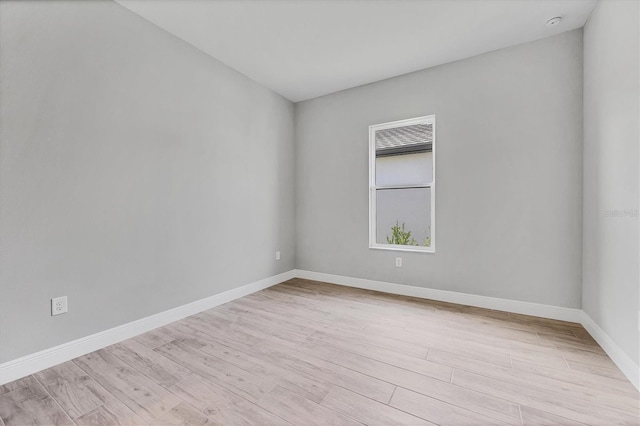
[1,278,638,425]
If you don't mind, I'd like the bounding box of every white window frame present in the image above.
[369,115,436,253]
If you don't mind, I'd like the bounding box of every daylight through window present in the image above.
[369,115,435,252]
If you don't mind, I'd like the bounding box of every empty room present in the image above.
[0,0,638,425]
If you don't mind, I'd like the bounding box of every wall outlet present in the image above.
[275,251,281,261]
[395,257,403,267]
[51,296,68,316]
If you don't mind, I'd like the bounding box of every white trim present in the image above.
[431,116,436,251]
[580,311,640,391]
[369,245,435,253]
[3,268,638,393]
[0,270,296,386]
[294,270,581,322]
[369,115,436,253]
[369,124,377,248]
[294,269,639,391]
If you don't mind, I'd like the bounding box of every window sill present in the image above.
[369,244,435,254]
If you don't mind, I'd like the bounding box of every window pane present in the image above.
[376,187,431,246]
[375,151,433,186]
[369,116,435,252]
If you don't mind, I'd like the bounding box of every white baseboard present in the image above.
[0,270,296,386]
[580,312,640,391]
[294,269,639,391]
[294,269,582,323]
[2,268,638,393]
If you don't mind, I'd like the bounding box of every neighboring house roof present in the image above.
[375,123,433,156]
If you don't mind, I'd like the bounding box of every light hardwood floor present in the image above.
[1,279,638,425]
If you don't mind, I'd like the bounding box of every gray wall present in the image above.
[0,0,295,363]
[296,30,584,308]
[582,0,639,367]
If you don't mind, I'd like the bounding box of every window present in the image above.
[369,115,435,252]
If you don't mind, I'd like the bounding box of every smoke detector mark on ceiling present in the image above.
[546,17,563,28]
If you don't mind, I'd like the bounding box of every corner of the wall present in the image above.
[580,310,640,391]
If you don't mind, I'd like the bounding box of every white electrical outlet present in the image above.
[275,251,281,261]
[395,257,403,267]
[51,296,68,316]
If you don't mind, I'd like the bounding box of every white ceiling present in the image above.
[116,0,596,102]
